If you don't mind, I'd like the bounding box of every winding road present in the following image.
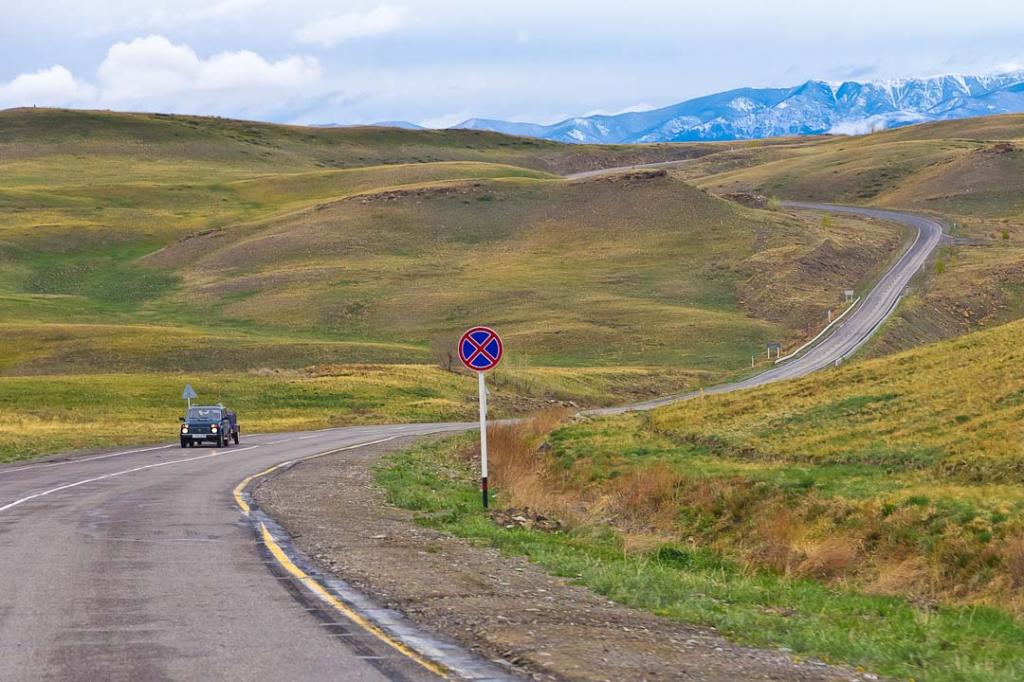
[0,202,943,680]
[595,202,945,413]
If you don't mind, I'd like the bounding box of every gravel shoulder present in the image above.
[254,437,879,682]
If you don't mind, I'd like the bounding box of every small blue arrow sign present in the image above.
[182,384,197,400]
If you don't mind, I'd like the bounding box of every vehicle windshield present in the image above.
[187,407,222,422]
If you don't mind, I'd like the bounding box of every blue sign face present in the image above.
[458,326,503,371]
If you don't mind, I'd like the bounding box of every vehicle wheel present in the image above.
[217,434,225,448]
[233,432,239,445]
[180,438,187,448]
[189,440,195,447]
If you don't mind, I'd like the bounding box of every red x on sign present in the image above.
[458,326,503,371]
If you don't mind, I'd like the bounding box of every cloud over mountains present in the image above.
[0,35,324,119]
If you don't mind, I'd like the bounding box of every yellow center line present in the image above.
[233,435,447,678]
[232,461,291,515]
[258,523,448,678]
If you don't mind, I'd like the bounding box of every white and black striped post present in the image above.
[457,326,503,509]
[478,370,489,508]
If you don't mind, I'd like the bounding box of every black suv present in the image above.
[179,405,240,448]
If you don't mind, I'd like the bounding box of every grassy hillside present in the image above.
[680,114,1024,354]
[0,107,713,182]
[0,108,908,459]
[356,116,1024,679]
[133,172,899,369]
[0,108,905,372]
[368,317,1024,680]
[531,317,1024,610]
[648,316,1024,482]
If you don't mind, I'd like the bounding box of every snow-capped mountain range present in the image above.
[450,71,1024,143]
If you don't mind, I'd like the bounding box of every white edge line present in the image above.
[296,435,400,463]
[840,293,904,362]
[0,443,177,476]
[775,297,861,365]
[0,446,259,514]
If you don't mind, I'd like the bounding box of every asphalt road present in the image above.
[592,202,944,413]
[0,202,942,680]
[0,424,472,681]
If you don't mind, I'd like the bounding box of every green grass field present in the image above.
[357,115,1024,679]
[0,363,712,464]
[377,434,1024,682]
[369,311,1024,681]
[0,108,908,460]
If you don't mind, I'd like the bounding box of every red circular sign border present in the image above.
[458,326,504,372]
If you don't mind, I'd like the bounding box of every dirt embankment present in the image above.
[255,438,879,682]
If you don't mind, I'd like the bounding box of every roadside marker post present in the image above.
[182,383,197,410]
[458,326,504,508]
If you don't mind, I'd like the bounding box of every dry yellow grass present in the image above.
[649,316,1024,474]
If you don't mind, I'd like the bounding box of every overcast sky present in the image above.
[2,0,1023,127]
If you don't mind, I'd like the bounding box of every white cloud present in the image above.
[0,35,323,118]
[198,51,321,91]
[0,65,95,108]
[94,35,321,113]
[98,36,202,99]
[295,5,404,48]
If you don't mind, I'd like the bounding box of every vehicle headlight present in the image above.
[181,426,188,433]
[211,425,218,432]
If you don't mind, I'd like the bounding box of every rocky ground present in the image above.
[254,437,881,682]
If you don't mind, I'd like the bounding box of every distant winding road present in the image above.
[0,195,943,679]
[594,202,945,413]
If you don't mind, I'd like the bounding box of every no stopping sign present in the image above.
[458,326,503,371]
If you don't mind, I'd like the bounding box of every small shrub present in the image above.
[431,336,456,373]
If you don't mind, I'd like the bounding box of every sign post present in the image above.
[478,371,488,506]
[458,326,504,508]
[182,383,197,410]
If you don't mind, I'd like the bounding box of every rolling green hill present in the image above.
[0,108,904,459]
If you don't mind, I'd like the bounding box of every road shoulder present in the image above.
[254,437,877,682]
